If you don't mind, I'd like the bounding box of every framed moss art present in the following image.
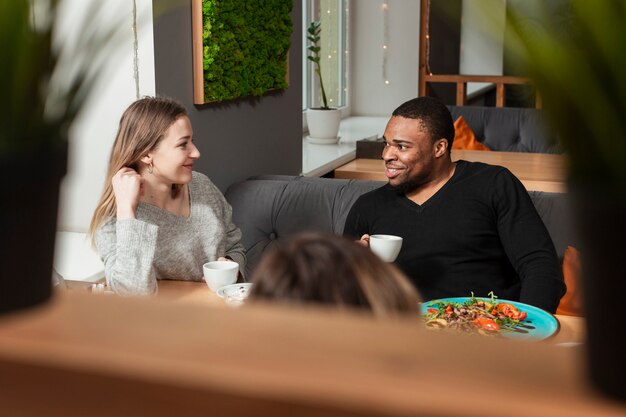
[191,0,293,104]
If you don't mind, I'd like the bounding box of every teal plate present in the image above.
[421,297,560,341]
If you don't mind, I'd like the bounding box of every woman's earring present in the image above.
[148,161,154,174]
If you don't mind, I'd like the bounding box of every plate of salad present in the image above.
[421,293,559,340]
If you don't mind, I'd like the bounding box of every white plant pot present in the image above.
[306,108,341,144]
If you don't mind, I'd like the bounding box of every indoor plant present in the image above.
[305,20,341,144]
[0,0,120,314]
[503,0,625,401]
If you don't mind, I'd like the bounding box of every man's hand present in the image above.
[356,234,371,248]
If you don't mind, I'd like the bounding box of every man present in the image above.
[343,97,565,313]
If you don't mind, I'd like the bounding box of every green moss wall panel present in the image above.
[196,0,293,103]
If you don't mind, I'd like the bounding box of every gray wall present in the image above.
[152,1,302,192]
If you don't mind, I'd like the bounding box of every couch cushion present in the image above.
[527,190,579,257]
[226,176,576,275]
[556,246,584,316]
[453,116,490,151]
[447,106,561,154]
[225,176,382,276]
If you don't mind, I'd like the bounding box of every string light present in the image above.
[425,0,432,75]
[308,0,350,107]
[321,1,343,104]
[131,0,140,98]
[382,0,389,85]
[344,1,350,104]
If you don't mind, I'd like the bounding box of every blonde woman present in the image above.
[249,232,420,317]
[89,97,245,295]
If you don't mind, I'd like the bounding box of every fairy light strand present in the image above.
[343,1,350,100]
[312,0,350,106]
[425,0,432,75]
[132,0,140,99]
[382,1,389,84]
[326,5,334,105]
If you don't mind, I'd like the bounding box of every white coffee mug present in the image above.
[369,234,403,262]
[203,260,239,292]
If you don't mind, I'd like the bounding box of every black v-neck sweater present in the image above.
[344,160,565,313]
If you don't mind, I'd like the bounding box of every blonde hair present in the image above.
[249,232,420,317]
[89,96,188,242]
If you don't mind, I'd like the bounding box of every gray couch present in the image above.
[447,105,561,154]
[225,175,576,277]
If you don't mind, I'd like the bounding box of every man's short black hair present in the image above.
[392,96,455,149]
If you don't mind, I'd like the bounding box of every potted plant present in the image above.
[0,0,119,314]
[305,20,341,144]
[504,0,625,401]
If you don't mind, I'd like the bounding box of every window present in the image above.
[302,0,349,112]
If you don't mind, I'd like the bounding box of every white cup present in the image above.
[369,234,403,262]
[203,261,239,292]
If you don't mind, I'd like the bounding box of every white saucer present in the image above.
[216,283,254,299]
[306,136,340,145]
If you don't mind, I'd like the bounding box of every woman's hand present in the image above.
[112,167,143,219]
[218,256,243,281]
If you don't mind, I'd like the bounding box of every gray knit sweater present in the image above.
[95,172,246,295]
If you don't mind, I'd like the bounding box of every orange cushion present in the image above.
[556,246,584,316]
[452,116,490,151]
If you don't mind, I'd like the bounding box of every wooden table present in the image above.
[160,281,586,345]
[334,150,568,192]
[65,279,226,307]
[2,283,622,417]
[68,279,585,345]
[156,280,226,306]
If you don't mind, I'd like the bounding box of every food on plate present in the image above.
[423,292,529,336]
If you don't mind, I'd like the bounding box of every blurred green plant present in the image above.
[0,0,124,155]
[504,0,626,197]
[306,20,330,110]
[202,0,292,102]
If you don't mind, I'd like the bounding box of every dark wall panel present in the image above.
[427,0,462,105]
[152,1,302,192]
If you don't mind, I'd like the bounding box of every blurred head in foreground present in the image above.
[249,232,420,317]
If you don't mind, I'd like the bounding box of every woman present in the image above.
[249,232,419,317]
[89,97,245,295]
